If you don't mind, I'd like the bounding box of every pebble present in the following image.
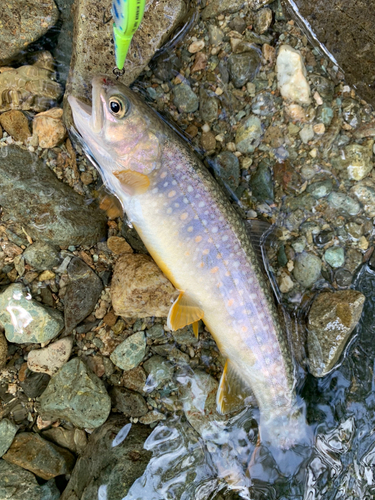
[285,103,307,122]
[306,179,333,199]
[21,372,51,399]
[200,90,218,123]
[146,324,165,340]
[173,83,199,113]
[250,163,274,202]
[188,40,205,53]
[307,290,365,377]
[0,283,63,344]
[324,246,345,268]
[0,110,31,143]
[110,331,146,371]
[228,50,261,88]
[64,257,103,334]
[39,358,111,429]
[335,268,353,287]
[235,115,263,153]
[291,236,307,253]
[0,419,18,457]
[0,460,42,500]
[143,355,174,391]
[255,8,273,34]
[276,45,311,104]
[0,331,7,368]
[213,151,240,191]
[32,108,66,148]
[327,192,361,216]
[299,125,314,144]
[201,131,216,151]
[39,270,55,281]
[27,337,73,376]
[278,271,295,293]
[350,180,375,217]
[23,242,61,271]
[172,325,198,345]
[345,248,363,274]
[122,366,147,393]
[293,252,322,288]
[208,25,224,45]
[252,92,277,116]
[110,387,148,417]
[111,253,177,318]
[41,427,87,456]
[3,432,75,480]
[201,0,245,19]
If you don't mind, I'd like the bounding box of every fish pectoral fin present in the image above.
[113,169,150,196]
[167,292,204,332]
[217,360,254,415]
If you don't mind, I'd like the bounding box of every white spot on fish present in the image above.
[198,201,205,208]
[222,235,228,242]
[172,180,177,186]
[187,226,193,232]
[163,182,169,187]
[167,208,172,214]
[183,198,189,204]
[152,188,158,194]
[187,185,193,192]
[212,227,218,233]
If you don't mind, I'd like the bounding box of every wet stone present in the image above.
[110,388,148,417]
[2,432,75,480]
[64,257,103,334]
[291,236,306,254]
[21,372,50,399]
[23,242,61,271]
[202,0,245,19]
[0,331,7,369]
[0,147,107,247]
[251,92,278,116]
[0,460,42,500]
[299,125,314,144]
[293,252,322,288]
[122,366,147,394]
[324,246,345,269]
[327,192,361,216]
[139,410,166,425]
[213,152,240,190]
[276,45,311,104]
[32,108,66,149]
[39,358,111,429]
[335,268,353,288]
[27,337,73,376]
[110,332,146,371]
[143,355,174,391]
[254,7,273,34]
[0,110,31,143]
[146,324,165,340]
[172,325,198,345]
[42,427,87,456]
[350,181,375,218]
[228,50,261,88]
[306,179,333,199]
[341,142,373,181]
[0,419,18,458]
[173,84,199,113]
[0,283,63,344]
[344,248,363,274]
[307,290,365,377]
[314,230,333,246]
[235,115,263,153]
[249,163,274,203]
[200,91,218,123]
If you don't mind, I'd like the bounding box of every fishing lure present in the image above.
[112,0,146,72]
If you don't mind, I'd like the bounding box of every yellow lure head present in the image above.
[112,0,146,70]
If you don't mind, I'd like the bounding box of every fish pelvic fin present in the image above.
[113,169,150,196]
[167,291,204,332]
[217,360,255,415]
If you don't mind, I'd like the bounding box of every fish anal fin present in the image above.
[192,321,200,338]
[217,360,254,415]
[167,292,204,331]
[113,169,150,195]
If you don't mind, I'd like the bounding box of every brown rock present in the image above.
[42,427,87,455]
[0,330,7,368]
[27,337,73,376]
[107,236,133,255]
[33,107,66,148]
[3,432,75,480]
[191,52,208,73]
[0,110,31,142]
[111,253,177,318]
[307,290,365,377]
[122,366,147,394]
[201,131,217,152]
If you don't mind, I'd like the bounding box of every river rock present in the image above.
[2,432,75,480]
[213,151,240,190]
[39,358,111,429]
[111,253,177,318]
[324,246,345,268]
[32,108,66,148]
[283,0,375,107]
[0,419,18,457]
[307,290,365,377]
[293,252,322,288]
[0,110,31,143]
[0,331,7,368]
[21,372,51,399]
[0,1,59,63]
[306,179,333,199]
[64,257,103,334]
[23,242,61,271]
[0,147,107,247]
[340,142,374,181]
[202,0,245,19]
[249,163,274,202]
[42,427,87,456]
[0,460,42,500]
[122,366,147,394]
[110,388,148,417]
[228,50,261,88]
[276,45,311,104]
[235,115,263,153]
[350,180,375,218]
[173,83,199,113]
[64,0,188,128]
[0,284,64,344]
[327,191,361,216]
[60,416,151,500]
[27,337,73,376]
[110,332,146,371]
[143,355,174,392]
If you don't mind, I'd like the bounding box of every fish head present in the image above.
[68,77,163,185]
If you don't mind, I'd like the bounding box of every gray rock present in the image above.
[0,331,7,368]
[202,0,245,19]
[306,179,333,199]
[110,388,148,417]
[173,84,199,113]
[0,460,42,500]
[251,92,277,116]
[213,152,240,190]
[0,0,59,63]
[327,192,361,216]
[146,324,165,340]
[235,115,263,153]
[0,147,107,247]
[0,284,64,344]
[110,332,146,371]
[350,180,375,217]
[250,163,274,202]
[23,242,60,271]
[0,419,18,458]
[293,252,322,288]
[324,246,345,268]
[143,355,174,391]
[64,257,103,334]
[42,427,87,456]
[335,268,353,288]
[200,90,219,123]
[208,25,224,45]
[40,479,61,500]
[291,236,307,254]
[299,125,314,144]
[60,416,151,500]
[307,290,365,377]
[342,142,373,181]
[39,358,111,429]
[344,248,363,274]
[2,432,75,480]
[21,372,51,398]
[172,325,198,345]
[228,50,261,88]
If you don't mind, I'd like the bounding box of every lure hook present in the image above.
[113,67,125,79]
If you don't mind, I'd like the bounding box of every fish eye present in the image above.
[108,95,128,118]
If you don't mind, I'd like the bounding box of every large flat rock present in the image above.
[283,0,375,106]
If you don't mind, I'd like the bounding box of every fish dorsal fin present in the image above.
[167,292,204,332]
[113,169,150,196]
[217,360,255,415]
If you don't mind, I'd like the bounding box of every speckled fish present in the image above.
[68,77,308,451]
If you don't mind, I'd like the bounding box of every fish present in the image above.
[68,77,310,458]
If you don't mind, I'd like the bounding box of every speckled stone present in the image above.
[173,84,199,113]
[0,284,64,344]
[324,246,345,268]
[0,331,7,368]
[110,388,148,417]
[0,460,42,500]
[308,291,365,377]
[350,180,375,217]
[110,332,146,371]
[293,252,322,288]
[143,355,174,391]
[235,115,263,153]
[27,337,73,376]
[306,179,333,199]
[327,192,361,216]
[276,45,311,104]
[23,242,61,271]
[39,358,111,429]
[228,50,261,88]
[0,419,18,458]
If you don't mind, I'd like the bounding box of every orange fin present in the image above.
[192,321,200,338]
[217,360,255,415]
[98,193,123,219]
[113,169,150,196]
[167,292,204,331]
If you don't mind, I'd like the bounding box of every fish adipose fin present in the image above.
[217,360,254,415]
[113,169,150,195]
[167,292,204,332]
